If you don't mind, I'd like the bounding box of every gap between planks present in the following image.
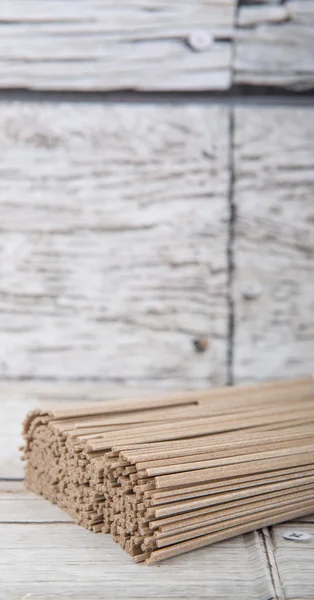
[261,528,286,600]
[0,89,314,106]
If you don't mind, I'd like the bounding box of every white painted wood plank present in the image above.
[271,522,314,598]
[0,102,229,384]
[0,1,235,91]
[234,107,314,383]
[235,1,314,90]
[0,523,275,600]
[0,482,71,523]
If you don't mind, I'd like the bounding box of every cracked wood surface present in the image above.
[235,0,314,90]
[233,106,314,383]
[0,102,229,384]
[0,0,235,91]
[1,103,314,385]
[0,521,275,600]
[0,1,314,91]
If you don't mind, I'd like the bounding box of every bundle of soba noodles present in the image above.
[22,378,314,564]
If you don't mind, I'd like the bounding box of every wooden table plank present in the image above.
[0,103,229,385]
[235,0,314,90]
[233,106,314,382]
[0,519,275,599]
[271,522,314,598]
[1,1,314,93]
[0,482,71,522]
[0,0,235,91]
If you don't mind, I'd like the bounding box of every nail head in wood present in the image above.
[242,284,261,301]
[187,30,213,52]
[282,531,312,542]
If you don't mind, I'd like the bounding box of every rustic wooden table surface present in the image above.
[0,1,314,598]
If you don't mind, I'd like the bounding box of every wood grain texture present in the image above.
[0,102,229,384]
[0,0,235,91]
[0,521,275,600]
[235,0,314,90]
[233,107,314,383]
[0,482,71,523]
[1,0,314,92]
[271,522,314,599]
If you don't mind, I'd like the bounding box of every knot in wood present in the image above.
[193,336,209,353]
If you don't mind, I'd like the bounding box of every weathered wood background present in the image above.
[1,0,314,91]
[1,104,313,386]
[0,1,314,599]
